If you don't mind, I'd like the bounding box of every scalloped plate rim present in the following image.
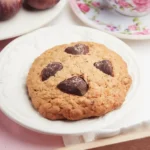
[0,25,140,135]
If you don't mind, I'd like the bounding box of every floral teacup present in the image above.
[106,0,150,16]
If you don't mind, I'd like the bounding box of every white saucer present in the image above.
[0,25,139,135]
[69,0,150,40]
[0,0,66,40]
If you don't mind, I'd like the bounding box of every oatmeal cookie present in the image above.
[27,42,132,120]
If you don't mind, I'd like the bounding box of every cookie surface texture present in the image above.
[27,42,132,121]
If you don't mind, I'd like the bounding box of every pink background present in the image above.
[0,39,64,150]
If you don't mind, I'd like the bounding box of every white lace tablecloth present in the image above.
[0,2,150,150]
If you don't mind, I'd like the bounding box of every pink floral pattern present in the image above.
[110,0,150,13]
[116,0,130,8]
[128,25,138,30]
[106,25,120,31]
[77,0,101,14]
[133,0,150,11]
[92,2,101,7]
[78,3,90,13]
[75,0,150,36]
[106,17,150,35]
[135,29,150,34]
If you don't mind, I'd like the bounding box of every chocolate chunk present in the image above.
[57,76,88,96]
[94,60,114,76]
[41,62,63,81]
[65,44,89,55]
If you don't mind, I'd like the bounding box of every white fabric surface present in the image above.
[50,2,150,146]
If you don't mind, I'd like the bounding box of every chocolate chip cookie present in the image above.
[27,42,132,121]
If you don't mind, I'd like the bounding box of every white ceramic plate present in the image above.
[69,0,150,40]
[0,0,66,40]
[0,25,140,135]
